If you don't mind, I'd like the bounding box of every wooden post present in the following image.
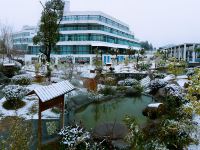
[38,100,42,150]
[61,95,65,128]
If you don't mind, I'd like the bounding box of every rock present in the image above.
[93,123,128,140]
[149,79,168,94]
[112,140,130,150]
[155,87,166,98]
[143,103,165,119]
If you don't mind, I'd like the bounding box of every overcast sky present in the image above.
[0,0,200,48]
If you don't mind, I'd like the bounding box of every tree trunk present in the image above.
[46,46,51,82]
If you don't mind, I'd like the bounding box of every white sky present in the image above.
[0,0,200,48]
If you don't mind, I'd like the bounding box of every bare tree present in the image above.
[0,23,13,62]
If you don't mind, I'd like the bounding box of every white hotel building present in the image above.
[160,43,200,63]
[13,0,141,64]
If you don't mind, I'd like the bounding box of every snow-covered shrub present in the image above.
[2,85,29,101]
[59,124,90,149]
[140,76,151,88]
[153,73,165,79]
[144,140,168,150]
[149,79,167,93]
[118,78,139,86]
[160,119,196,149]
[137,63,151,71]
[12,74,33,85]
[186,68,194,77]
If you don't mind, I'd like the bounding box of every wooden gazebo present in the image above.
[29,80,75,149]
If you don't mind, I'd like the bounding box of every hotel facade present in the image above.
[160,43,200,63]
[13,0,141,64]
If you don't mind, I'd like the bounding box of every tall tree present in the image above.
[33,0,64,79]
[140,41,153,50]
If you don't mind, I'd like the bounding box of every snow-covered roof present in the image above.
[148,103,163,108]
[32,80,75,102]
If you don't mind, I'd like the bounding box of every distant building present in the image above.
[160,43,200,63]
[13,0,141,64]
[13,25,37,51]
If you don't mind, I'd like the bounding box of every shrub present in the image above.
[125,85,143,97]
[2,85,29,102]
[137,63,151,71]
[157,60,166,68]
[0,116,33,150]
[186,68,194,77]
[0,72,10,84]
[3,100,26,110]
[153,73,165,79]
[104,77,116,86]
[0,64,20,78]
[118,78,139,86]
[11,74,33,85]
[116,86,128,93]
[99,86,115,96]
[59,124,90,149]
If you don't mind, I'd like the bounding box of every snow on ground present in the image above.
[177,75,188,79]
[177,79,189,88]
[150,62,156,69]
[0,95,60,120]
[188,115,200,150]
[163,74,175,81]
[80,72,96,79]
[0,83,60,120]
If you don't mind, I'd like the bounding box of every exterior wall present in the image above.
[25,54,129,65]
[14,2,141,64]
[161,43,200,63]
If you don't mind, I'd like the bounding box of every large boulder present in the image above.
[149,79,168,94]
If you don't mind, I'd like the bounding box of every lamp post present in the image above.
[99,49,103,65]
[114,48,119,65]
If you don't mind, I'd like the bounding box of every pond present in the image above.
[74,95,153,129]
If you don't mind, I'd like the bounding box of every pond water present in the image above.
[75,95,153,129]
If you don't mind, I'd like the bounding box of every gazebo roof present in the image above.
[32,80,75,102]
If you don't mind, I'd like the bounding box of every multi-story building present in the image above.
[13,25,37,51]
[13,0,141,64]
[160,43,200,63]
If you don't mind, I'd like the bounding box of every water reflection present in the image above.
[75,95,153,129]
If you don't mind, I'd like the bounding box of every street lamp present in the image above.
[114,48,119,65]
[99,49,103,64]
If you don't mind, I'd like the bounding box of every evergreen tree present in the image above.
[33,0,64,79]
